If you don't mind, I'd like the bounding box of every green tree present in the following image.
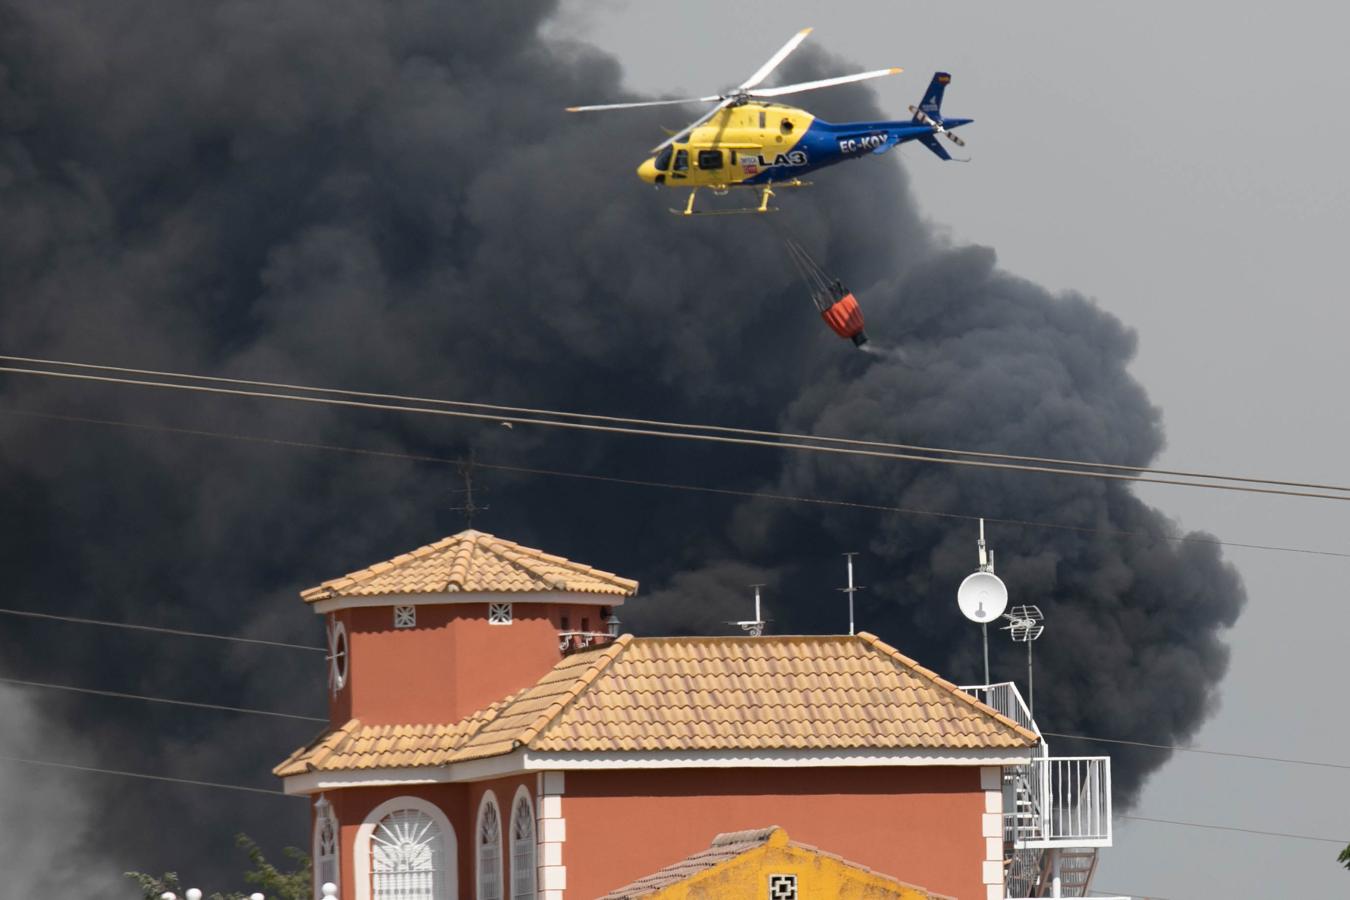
[126,833,310,900]
[1340,842,1350,871]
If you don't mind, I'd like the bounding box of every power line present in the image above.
[0,606,325,652]
[0,675,326,723]
[2,647,1347,849]
[5,406,1350,561]
[0,754,292,797]
[5,361,1350,502]
[1120,814,1348,845]
[1044,731,1350,771]
[10,588,1350,777]
[6,353,1349,494]
[0,751,1343,848]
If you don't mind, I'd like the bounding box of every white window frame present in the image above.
[488,603,512,626]
[313,794,340,900]
[327,618,349,695]
[394,605,416,629]
[353,796,457,900]
[508,786,536,900]
[477,790,504,900]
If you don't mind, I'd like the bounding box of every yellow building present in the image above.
[597,826,954,900]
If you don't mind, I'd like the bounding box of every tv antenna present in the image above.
[733,584,768,636]
[1002,604,1045,716]
[957,519,1008,685]
[451,450,488,528]
[837,552,864,636]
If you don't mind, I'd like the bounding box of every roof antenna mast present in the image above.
[957,519,1008,685]
[451,449,489,528]
[838,552,864,636]
[735,584,767,636]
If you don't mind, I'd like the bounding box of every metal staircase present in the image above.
[1039,849,1099,897]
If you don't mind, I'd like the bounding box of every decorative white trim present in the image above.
[313,794,340,900]
[311,591,628,614]
[523,748,1037,770]
[283,748,1035,795]
[354,796,458,900]
[508,785,537,900]
[477,789,504,900]
[536,772,565,900]
[981,766,1004,888]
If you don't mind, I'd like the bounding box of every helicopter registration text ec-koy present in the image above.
[567,28,972,215]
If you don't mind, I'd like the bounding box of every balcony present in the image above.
[961,682,1114,898]
[1010,756,1113,848]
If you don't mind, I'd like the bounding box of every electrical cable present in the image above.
[1043,732,1350,771]
[1119,814,1347,845]
[5,405,1349,560]
[0,605,325,652]
[4,357,1350,500]
[0,675,327,723]
[4,600,1345,774]
[9,351,1350,492]
[0,754,291,797]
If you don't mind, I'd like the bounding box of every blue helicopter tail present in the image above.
[912,72,951,123]
[911,72,970,161]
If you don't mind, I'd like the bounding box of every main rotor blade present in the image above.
[749,67,903,98]
[566,96,721,112]
[739,27,814,90]
[650,97,736,153]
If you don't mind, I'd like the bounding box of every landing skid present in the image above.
[670,181,811,217]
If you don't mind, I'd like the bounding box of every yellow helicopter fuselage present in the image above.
[637,103,818,189]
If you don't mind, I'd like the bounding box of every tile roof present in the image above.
[597,826,952,900]
[484,631,1041,756]
[299,529,639,602]
[275,633,1038,777]
[272,705,506,777]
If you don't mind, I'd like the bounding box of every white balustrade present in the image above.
[1012,755,1113,847]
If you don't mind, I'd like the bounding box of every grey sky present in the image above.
[553,2,1350,896]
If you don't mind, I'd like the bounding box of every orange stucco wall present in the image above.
[328,601,609,725]
[564,767,987,900]
[323,774,536,900]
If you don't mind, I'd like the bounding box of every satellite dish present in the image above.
[958,571,1008,624]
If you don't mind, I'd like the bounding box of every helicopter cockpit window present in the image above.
[696,150,723,170]
[654,146,673,171]
[672,149,689,172]
[780,118,794,134]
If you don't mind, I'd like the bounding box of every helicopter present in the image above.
[567,28,971,215]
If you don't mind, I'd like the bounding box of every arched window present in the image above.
[313,795,339,899]
[477,792,503,900]
[509,788,536,900]
[372,808,448,900]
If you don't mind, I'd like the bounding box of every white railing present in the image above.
[1014,756,1112,848]
[960,682,1039,738]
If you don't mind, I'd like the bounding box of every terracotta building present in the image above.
[275,530,1114,900]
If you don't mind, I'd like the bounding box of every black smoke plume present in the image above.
[0,0,1243,887]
